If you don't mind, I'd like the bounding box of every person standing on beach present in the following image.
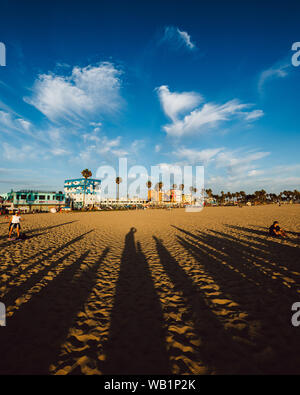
[8,211,21,239]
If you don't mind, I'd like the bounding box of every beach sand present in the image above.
[0,205,299,375]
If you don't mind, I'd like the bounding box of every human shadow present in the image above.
[226,224,300,240]
[172,225,300,289]
[102,228,171,374]
[172,226,300,374]
[0,247,110,374]
[0,220,78,244]
[208,229,300,283]
[224,225,300,270]
[0,231,49,248]
[0,230,94,288]
[153,235,261,374]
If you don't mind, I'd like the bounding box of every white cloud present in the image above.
[176,28,195,50]
[156,85,202,122]
[2,142,38,161]
[50,147,70,156]
[25,62,123,123]
[0,110,32,134]
[156,163,184,177]
[173,147,223,165]
[245,109,264,121]
[161,26,196,51]
[157,86,264,137]
[215,149,270,176]
[247,169,264,177]
[258,62,290,93]
[78,132,128,163]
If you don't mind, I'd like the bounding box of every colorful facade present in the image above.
[3,190,65,211]
[64,178,101,208]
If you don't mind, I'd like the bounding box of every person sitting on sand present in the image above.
[269,221,287,238]
[8,211,21,239]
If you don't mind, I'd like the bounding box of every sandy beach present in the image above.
[0,205,299,375]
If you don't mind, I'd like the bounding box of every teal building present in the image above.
[4,190,65,211]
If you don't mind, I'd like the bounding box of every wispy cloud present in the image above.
[160,26,196,51]
[157,86,263,137]
[258,61,290,94]
[0,110,32,135]
[2,142,38,161]
[215,149,270,177]
[25,62,124,124]
[245,109,264,121]
[173,147,223,165]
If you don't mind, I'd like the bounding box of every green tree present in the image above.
[146,180,152,202]
[81,168,92,208]
[116,177,122,202]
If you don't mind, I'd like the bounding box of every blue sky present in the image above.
[0,0,299,194]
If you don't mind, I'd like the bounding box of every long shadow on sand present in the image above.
[173,225,300,289]
[153,236,260,374]
[102,227,171,374]
[254,224,300,237]
[0,247,109,374]
[0,230,94,286]
[226,224,300,250]
[0,232,49,248]
[0,220,78,244]
[172,225,300,374]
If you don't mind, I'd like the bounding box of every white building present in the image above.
[64,178,101,208]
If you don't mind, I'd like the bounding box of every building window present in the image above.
[39,195,45,200]
[34,195,37,199]
[21,194,26,199]
[17,195,20,199]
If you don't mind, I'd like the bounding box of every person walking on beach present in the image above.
[8,211,21,239]
[269,221,287,238]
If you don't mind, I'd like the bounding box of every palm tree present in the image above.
[205,188,213,203]
[220,191,225,205]
[146,180,152,202]
[193,187,198,204]
[260,189,267,203]
[225,191,232,204]
[81,168,92,208]
[239,191,246,203]
[205,188,212,198]
[171,184,177,202]
[189,186,197,204]
[293,189,300,202]
[179,184,184,204]
[158,181,163,203]
[116,177,122,202]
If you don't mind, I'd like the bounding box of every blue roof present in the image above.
[64,178,101,182]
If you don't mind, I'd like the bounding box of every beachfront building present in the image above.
[64,178,101,208]
[2,190,65,212]
[148,189,168,203]
[168,189,183,203]
[100,197,147,206]
[148,188,193,204]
